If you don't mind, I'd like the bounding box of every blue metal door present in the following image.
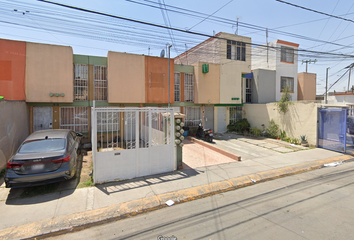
[318,108,347,152]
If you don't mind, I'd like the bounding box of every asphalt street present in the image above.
[47,160,354,240]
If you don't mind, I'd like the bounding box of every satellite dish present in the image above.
[160,49,165,58]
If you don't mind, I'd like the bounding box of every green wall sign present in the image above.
[231,98,239,100]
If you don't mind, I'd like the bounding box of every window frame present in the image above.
[280,76,294,92]
[60,107,89,133]
[174,72,180,102]
[280,46,294,63]
[229,106,243,125]
[184,73,194,102]
[94,65,108,101]
[227,40,246,61]
[184,106,201,127]
[73,64,88,101]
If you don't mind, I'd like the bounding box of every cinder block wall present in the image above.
[0,100,30,169]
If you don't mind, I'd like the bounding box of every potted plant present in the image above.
[300,135,309,147]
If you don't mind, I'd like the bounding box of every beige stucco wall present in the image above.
[244,102,318,146]
[193,62,220,104]
[219,33,252,104]
[298,72,316,101]
[0,100,29,169]
[108,52,145,103]
[26,42,73,102]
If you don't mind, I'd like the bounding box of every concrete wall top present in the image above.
[25,42,73,103]
[0,39,26,101]
[107,51,145,103]
[73,54,107,66]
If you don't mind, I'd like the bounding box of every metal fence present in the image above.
[91,106,175,184]
[318,108,347,152]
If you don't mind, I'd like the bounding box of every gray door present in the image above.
[204,106,214,131]
[217,107,227,133]
[33,107,53,132]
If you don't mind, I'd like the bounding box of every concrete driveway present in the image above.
[182,133,309,169]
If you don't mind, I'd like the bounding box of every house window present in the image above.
[184,73,194,102]
[229,107,242,125]
[60,107,88,133]
[73,64,88,101]
[227,40,246,61]
[94,65,107,101]
[174,73,180,102]
[281,46,294,63]
[246,78,252,103]
[184,107,201,127]
[280,76,294,92]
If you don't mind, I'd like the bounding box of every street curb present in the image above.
[0,155,352,240]
[188,136,241,161]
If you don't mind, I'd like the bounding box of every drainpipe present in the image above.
[168,44,172,108]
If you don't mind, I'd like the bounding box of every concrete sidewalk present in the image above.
[0,147,352,239]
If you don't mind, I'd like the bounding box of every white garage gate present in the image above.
[91,106,175,184]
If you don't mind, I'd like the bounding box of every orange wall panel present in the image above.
[0,39,26,100]
[145,56,174,104]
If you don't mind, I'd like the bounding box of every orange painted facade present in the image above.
[145,56,174,104]
[0,39,26,100]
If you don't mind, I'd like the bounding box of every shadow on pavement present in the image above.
[96,167,202,196]
[4,154,84,205]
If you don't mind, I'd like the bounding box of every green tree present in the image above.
[276,84,292,114]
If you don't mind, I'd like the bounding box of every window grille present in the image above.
[60,107,88,133]
[281,46,294,63]
[174,73,180,102]
[184,73,194,102]
[184,106,200,127]
[280,76,294,92]
[229,107,242,124]
[227,40,246,61]
[94,65,107,101]
[73,64,88,101]
[246,78,252,103]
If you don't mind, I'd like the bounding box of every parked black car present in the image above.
[5,129,82,188]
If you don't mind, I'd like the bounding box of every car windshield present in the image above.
[18,138,66,153]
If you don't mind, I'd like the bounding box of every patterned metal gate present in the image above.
[91,106,175,184]
[318,108,347,153]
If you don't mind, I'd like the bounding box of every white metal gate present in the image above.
[91,106,175,184]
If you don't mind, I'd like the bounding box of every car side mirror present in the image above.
[76,132,83,137]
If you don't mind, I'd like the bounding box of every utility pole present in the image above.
[345,63,354,91]
[325,67,330,104]
[302,59,317,73]
[168,44,172,108]
[266,28,268,64]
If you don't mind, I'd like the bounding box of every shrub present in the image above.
[266,119,279,139]
[227,118,250,133]
[280,130,287,140]
[250,127,262,137]
[275,84,293,114]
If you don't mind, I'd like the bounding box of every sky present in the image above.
[1,0,354,95]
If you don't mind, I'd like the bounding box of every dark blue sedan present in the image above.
[5,129,81,188]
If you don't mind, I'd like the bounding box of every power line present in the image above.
[188,0,233,30]
[276,0,354,24]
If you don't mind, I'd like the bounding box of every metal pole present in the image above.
[168,44,172,108]
[348,67,352,92]
[325,67,329,104]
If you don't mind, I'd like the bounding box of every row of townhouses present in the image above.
[0,32,316,145]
